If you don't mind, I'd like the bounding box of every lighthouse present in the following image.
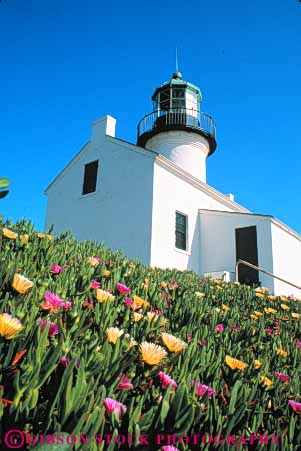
[137,71,216,182]
[45,69,301,298]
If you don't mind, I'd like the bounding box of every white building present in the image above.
[45,71,301,297]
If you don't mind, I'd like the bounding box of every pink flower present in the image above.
[116,283,131,295]
[199,278,206,285]
[288,400,301,413]
[273,321,279,327]
[124,297,133,308]
[231,324,240,331]
[187,334,193,341]
[215,324,224,332]
[193,382,216,398]
[60,356,70,367]
[64,301,72,310]
[117,374,133,390]
[90,280,101,289]
[40,319,58,337]
[40,291,65,313]
[297,340,301,349]
[158,371,177,389]
[265,328,273,335]
[104,397,127,417]
[198,339,206,346]
[275,372,291,383]
[162,447,180,451]
[50,264,63,274]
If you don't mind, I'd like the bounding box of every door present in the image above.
[235,226,259,285]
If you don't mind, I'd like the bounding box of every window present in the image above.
[171,88,185,109]
[175,212,188,251]
[82,160,98,195]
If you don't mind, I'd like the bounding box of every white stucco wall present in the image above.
[198,210,275,292]
[145,131,210,182]
[150,158,247,272]
[271,223,301,297]
[45,116,156,264]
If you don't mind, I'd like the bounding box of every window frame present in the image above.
[175,211,188,251]
[82,160,99,196]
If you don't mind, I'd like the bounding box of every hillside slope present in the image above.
[0,220,301,450]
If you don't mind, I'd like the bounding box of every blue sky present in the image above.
[0,0,300,233]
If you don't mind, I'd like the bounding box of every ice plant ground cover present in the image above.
[0,219,301,450]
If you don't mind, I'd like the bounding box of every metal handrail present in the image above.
[235,259,301,290]
[137,108,216,141]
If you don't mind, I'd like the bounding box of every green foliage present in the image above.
[0,177,9,200]
[0,219,301,450]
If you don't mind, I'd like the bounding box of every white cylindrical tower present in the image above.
[137,71,216,183]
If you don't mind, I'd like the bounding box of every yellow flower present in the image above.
[215,307,221,313]
[268,295,277,301]
[0,314,23,339]
[132,295,150,310]
[280,295,288,302]
[87,257,100,267]
[260,376,273,387]
[161,332,187,353]
[102,270,111,277]
[106,327,124,344]
[161,281,168,288]
[96,289,115,303]
[254,311,263,317]
[222,304,231,311]
[146,312,159,323]
[276,348,288,357]
[264,308,277,314]
[2,227,18,239]
[256,293,264,299]
[20,234,29,245]
[129,263,136,269]
[291,312,300,319]
[12,274,33,295]
[254,360,262,369]
[225,355,248,371]
[211,295,216,299]
[140,341,167,365]
[129,338,137,349]
[37,232,52,240]
[195,292,205,298]
[280,304,290,311]
[261,287,269,293]
[251,314,259,320]
[132,312,143,323]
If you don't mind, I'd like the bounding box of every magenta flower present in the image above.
[215,324,224,332]
[40,291,65,313]
[275,372,291,383]
[162,447,180,451]
[231,324,240,331]
[124,297,133,308]
[297,340,301,349]
[64,301,72,310]
[265,328,273,335]
[90,280,101,289]
[75,358,80,367]
[288,400,301,413]
[187,334,193,341]
[60,356,70,367]
[117,374,134,390]
[158,371,177,389]
[104,397,127,417]
[50,264,63,274]
[116,283,131,295]
[40,319,58,337]
[193,382,216,398]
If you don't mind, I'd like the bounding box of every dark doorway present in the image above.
[235,226,259,285]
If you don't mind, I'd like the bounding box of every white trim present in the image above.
[155,155,249,213]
